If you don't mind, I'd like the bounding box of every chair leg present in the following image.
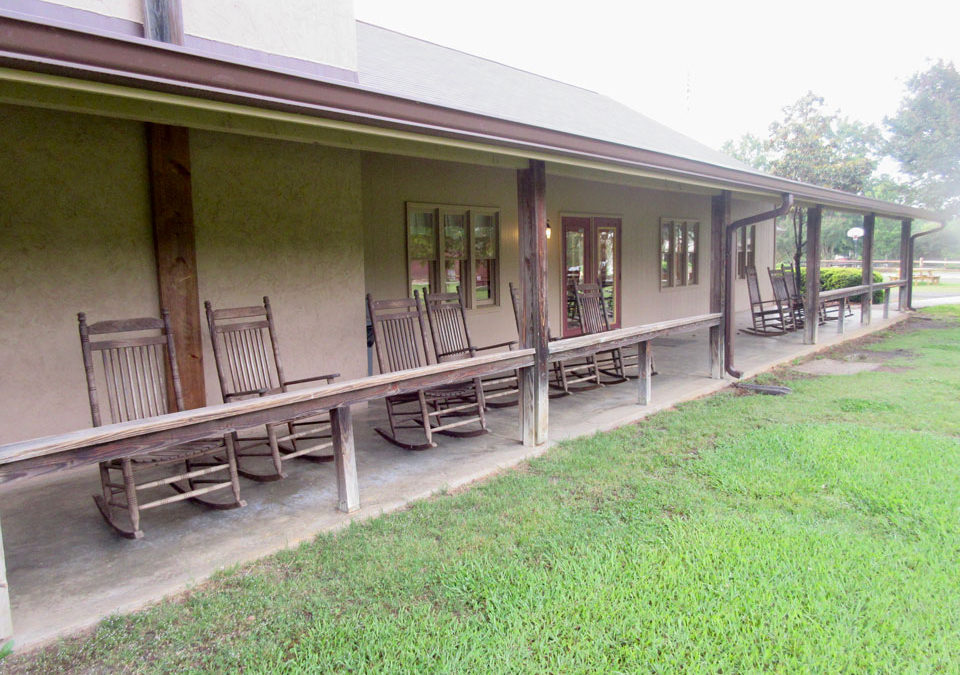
[419,392,433,447]
[224,435,246,508]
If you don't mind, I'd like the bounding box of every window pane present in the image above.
[443,259,463,294]
[473,214,497,259]
[597,227,617,324]
[443,213,466,259]
[687,222,698,285]
[475,259,493,302]
[565,228,585,329]
[410,259,431,297]
[408,210,436,260]
[661,221,672,287]
[674,222,685,286]
[746,225,756,270]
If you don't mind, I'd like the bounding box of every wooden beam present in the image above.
[899,219,912,310]
[861,213,875,324]
[709,191,730,378]
[804,206,822,345]
[517,160,549,446]
[147,123,205,409]
[331,406,359,513]
[143,0,184,44]
[637,341,652,405]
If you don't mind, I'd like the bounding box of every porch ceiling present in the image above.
[0,12,943,223]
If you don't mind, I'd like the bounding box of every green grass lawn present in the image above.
[8,308,960,673]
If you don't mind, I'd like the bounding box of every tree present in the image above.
[885,61,960,213]
[725,93,880,279]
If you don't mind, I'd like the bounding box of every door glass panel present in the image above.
[596,227,618,326]
[564,228,585,332]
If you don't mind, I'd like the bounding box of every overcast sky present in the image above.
[353,0,960,152]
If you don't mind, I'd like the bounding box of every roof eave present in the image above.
[0,13,943,224]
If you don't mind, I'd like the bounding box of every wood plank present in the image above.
[143,0,184,44]
[637,341,651,405]
[818,285,872,301]
[804,206,822,345]
[331,406,359,513]
[147,122,205,410]
[861,213,875,325]
[549,313,721,361]
[709,192,730,379]
[517,160,549,447]
[900,219,912,310]
[0,349,534,478]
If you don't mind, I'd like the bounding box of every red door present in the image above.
[561,216,621,337]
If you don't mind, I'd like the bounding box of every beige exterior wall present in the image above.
[0,104,156,443]
[361,156,778,352]
[191,130,366,400]
[0,105,365,443]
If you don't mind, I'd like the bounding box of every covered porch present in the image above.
[0,306,908,648]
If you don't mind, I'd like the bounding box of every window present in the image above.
[406,203,500,306]
[659,218,699,288]
[736,225,756,279]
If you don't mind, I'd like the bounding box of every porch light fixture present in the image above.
[546,219,552,239]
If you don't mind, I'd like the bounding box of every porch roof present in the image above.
[0,11,943,223]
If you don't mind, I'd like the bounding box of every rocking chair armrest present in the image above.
[474,340,518,352]
[224,388,268,401]
[282,373,340,387]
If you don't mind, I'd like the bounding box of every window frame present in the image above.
[405,202,501,308]
[659,217,700,289]
[736,224,756,279]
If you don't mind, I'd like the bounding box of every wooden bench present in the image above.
[914,270,941,284]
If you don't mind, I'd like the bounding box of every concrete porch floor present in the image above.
[0,306,909,649]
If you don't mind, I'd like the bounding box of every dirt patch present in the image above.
[793,359,883,375]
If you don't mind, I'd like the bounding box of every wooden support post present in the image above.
[331,406,359,513]
[517,160,549,446]
[837,298,845,334]
[143,0,204,408]
[861,213,875,325]
[147,124,205,409]
[883,288,891,319]
[0,519,11,647]
[899,219,912,311]
[709,191,730,378]
[804,206,822,345]
[637,341,652,405]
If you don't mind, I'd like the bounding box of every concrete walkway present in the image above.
[0,306,909,649]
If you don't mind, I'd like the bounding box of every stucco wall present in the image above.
[191,131,366,401]
[0,106,365,444]
[0,104,157,443]
[361,154,778,352]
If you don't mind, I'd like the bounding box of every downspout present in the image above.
[724,192,794,378]
[906,221,947,309]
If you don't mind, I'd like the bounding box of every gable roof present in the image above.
[355,22,753,174]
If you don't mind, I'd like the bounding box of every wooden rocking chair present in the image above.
[780,264,806,327]
[204,297,340,481]
[424,287,519,408]
[508,282,601,394]
[742,266,788,335]
[78,311,245,539]
[367,292,487,450]
[767,267,799,332]
[574,282,630,383]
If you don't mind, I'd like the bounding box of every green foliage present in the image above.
[885,60,960,212]
[798,267,884,302]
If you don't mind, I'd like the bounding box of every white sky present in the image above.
[353,0,960,151]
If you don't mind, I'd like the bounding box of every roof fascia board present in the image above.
[0,13,943,222]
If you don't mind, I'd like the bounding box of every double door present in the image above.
[561,216,621,337]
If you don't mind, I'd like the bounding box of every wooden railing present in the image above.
[0,348,534,488]
[818,280,907,333]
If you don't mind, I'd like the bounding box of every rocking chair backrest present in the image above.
[768,268,790,307]
[424,287,475,362]
[745,266,764,307]
[204,297,284,400]
[574,282,611,335]
[781,265,801,302]
[366,292,432,374]
[78,311,182,427]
